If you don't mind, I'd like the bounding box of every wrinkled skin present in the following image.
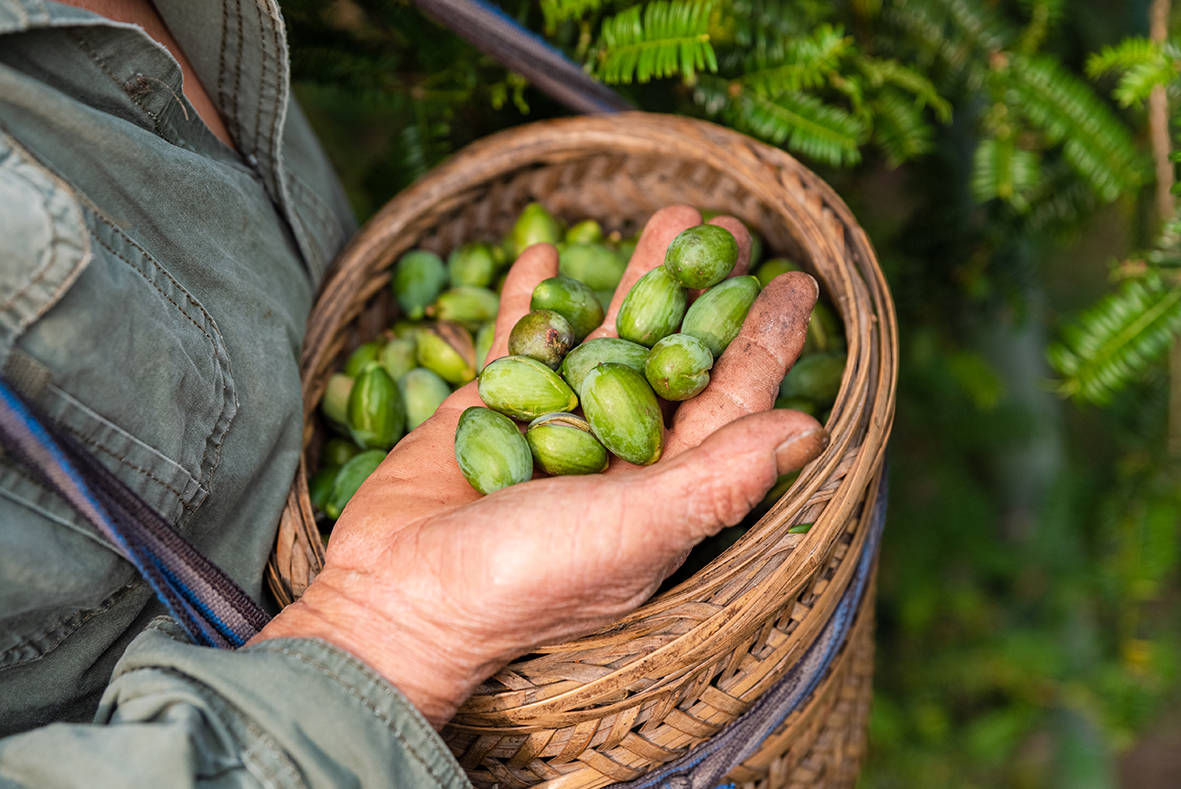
[251,206,826,727]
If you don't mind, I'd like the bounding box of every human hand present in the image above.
[251,206,826,728]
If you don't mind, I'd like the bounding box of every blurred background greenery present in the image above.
[279,1,1181,785]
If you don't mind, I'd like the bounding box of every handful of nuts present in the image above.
[312,203,845,525]
[456,223,759,495]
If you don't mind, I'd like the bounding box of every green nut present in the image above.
[510,202,563,256]
[779,352,844,405]
[416,321,477,385]
[508,309,575,369]
[615,236,638,262]
[392,250,447,321]
[344,341,384,377]
[565,219,603,244]
[755,257,802,288]
[429,286,499,329]
[748,230,764,268]
[324,449,387,519]
[681,275,760,357]
[448,241,498,288]
[454,406,533,495]
[525,412,609,476]
[530,275,604,342]
[560,337,650,396]
[347,365,405,450]
[379,336,417,381]
[475,322,495,372]
[617,266,687,347]
[320,373,354,430]
[478,355,579,421]
[663,224,739,289]
[803,301,844,355]
[644,333,714,401]
[399,367,452,430]
[581,363,664,466]
[309,465,339,514]
[593,289,614,313]
[322,437,359,468]
[558,243,627,291]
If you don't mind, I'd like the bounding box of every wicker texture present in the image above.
[269,113,897,788]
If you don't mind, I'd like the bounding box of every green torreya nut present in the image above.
[478,355,579,421]
[322,437,359,468]
[565,219,603,244]
[379,336,417,380]
[755,257,802,288]
[324,449,387,519]
[392,250,447,321]
[429,286,499,329]
[558,243,627,291]
[617,266,687,347]
[474,322,495,372]
[416,321,477,385]
[593,289,614,313]
[645,333,714,401]
[448,241,498,288]
[581,363,664,466]
[663,224,739,289]
[748,230,764,267]
[779,352,844,405]
[510,202,563,256]
[347,365,405,450]
[615,236,638,262]
[531,276,605,342]
[508,309,575,369]
[774,395,817,415]
[399,367,452,430]
[560,337,650,396]
[320,373,354,430]
[803,301,844,355]
[454,406,533,495]
[526,412,609,475]
[344,341,384,377]
[309,465,339,514]
[681,275,760,357]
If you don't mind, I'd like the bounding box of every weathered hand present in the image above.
[251,206,825,727]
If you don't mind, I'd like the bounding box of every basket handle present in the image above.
[411,0,633,114]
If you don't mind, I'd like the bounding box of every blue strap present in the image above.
[0,378,269,648]
[605,468,888,789]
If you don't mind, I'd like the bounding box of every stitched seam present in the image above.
[91,234,211,340]
[66,30,162,130]
[263,643,469,787]
[0,580,140,669]
[252,0,268,167]
[217,0,232,138]
[60,422,200,507]
[0,145,85,318]
[263,2,285,180]
[232,0,245,149]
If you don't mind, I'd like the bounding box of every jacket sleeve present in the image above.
[0,618,472,788]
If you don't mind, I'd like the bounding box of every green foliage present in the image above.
[593,1,719,83]
[971,135,1040,210]
[1049,273,1181,405]
[1087,38,1180,107]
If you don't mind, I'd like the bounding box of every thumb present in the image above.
[624,409,826,550]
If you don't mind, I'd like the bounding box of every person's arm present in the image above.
[0,618,470,788]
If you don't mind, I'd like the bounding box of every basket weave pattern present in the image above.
[270,114,897,788]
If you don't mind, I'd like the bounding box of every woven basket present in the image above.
[268,113,897,788]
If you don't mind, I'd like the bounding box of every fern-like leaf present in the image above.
[1049,273,1181,405]
[971,136,1040,210]
[738,24,850,95]
[1087,38,1163,78]
[696,77,865,165]
[858,57,952,121]
[873,89,936,166]
[593,1,718,84]
[542,0,612,26]
[1016,0,1064,54]
[886,0,1016,86]
[1007,54,1145,201]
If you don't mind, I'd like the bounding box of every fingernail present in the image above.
[775,428,828,474]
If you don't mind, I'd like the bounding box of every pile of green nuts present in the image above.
[311,203,635,522]
[457,222,765,495]
[312,202,846,520]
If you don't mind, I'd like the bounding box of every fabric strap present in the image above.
[0,378,269,648]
